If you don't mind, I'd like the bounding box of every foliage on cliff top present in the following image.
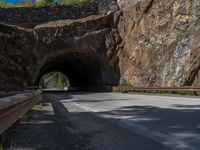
[0,0,86,8]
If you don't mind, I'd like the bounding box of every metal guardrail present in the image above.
[112,86,200,94]
[0,90,42,134]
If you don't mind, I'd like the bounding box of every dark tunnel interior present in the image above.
[35,52,112,89]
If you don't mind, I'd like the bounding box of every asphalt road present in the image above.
[11,92,200,150]
[51,92,200,150]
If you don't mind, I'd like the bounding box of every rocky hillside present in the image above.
[0,0,199,91]
[0,0,118,28]
[0,1,118,91]
[115,0,200,87]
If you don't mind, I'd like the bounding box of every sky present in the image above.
[4,0,35,3]
[4,0,20,3]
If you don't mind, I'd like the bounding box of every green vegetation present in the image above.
[56,74,68,88]
[39,72,69,89]
[20,104,43,122]
[0,141,3,150]
[33,103,43,110]
[0,0,86,8]
[20,111,32,123]
[119,81,131,86]
[68,0,85,4]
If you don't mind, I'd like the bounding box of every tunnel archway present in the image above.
[39,71,69,89]
[35,51,112,91]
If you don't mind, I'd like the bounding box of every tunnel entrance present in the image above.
[39,72,69,90]
[35,52,112,91]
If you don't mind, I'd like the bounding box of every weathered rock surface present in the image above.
[0,0,200,91]
[0,23,34,91]
[115,0,200,87]
[0,13,115,91]
[0,0,120,91]
[0,0,118,28]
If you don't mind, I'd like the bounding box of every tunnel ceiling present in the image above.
[36,52,109,87]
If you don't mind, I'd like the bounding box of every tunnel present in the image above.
[35,51,112,91]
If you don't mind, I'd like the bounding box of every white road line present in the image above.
[71,102,98,112]
[70,101,198,150]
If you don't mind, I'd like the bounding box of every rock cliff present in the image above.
[0,0,199,91]
[115,0,200,87]
[0,13,114,91]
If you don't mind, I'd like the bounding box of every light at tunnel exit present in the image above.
[39,71,69,90]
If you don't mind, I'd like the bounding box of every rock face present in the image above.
[0,13,116,91]
[0,0,119,91]
[0,24,35,91]
[0,0,118,28]
[115,0,200,87]
[0,0,200,91]
[0,4,98,28]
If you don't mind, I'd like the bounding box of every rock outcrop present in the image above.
[115,0,200,87]
[0,0,118,91]
[0,0,199,91]
[0,0,118,28]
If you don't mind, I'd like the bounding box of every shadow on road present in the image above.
[6,94,91,150]
[7,92,200,150]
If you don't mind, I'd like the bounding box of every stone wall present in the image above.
[114,0,200,87]
[0,13,115,91]
[1,0,199,91]
[0,0,118,28]
[0,4,98,28]
[0,23,35,91]
[0,0,118,91]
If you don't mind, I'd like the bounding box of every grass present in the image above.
[68,0,85,4]
[119,81,131,86]
[0,142,3,150]
[20,103,43,123]
[33,103,43,110]
[20,111,33,123]
[0,103,43,150]
[0,0,86,8]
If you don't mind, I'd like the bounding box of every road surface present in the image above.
[11,92,200,150]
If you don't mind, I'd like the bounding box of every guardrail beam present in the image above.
[0,91,42,134]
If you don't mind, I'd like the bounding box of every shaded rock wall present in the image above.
[0,4,98,28]
[0,0,118,91]
[33,14,115,87]
[1,0,199,91]
[0,13,116,91]
[0,24,35,91]
[0,0,118,28]
[115,0,200,87]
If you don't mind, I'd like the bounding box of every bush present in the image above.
[120,81,131,86]
[67,0,86,4]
